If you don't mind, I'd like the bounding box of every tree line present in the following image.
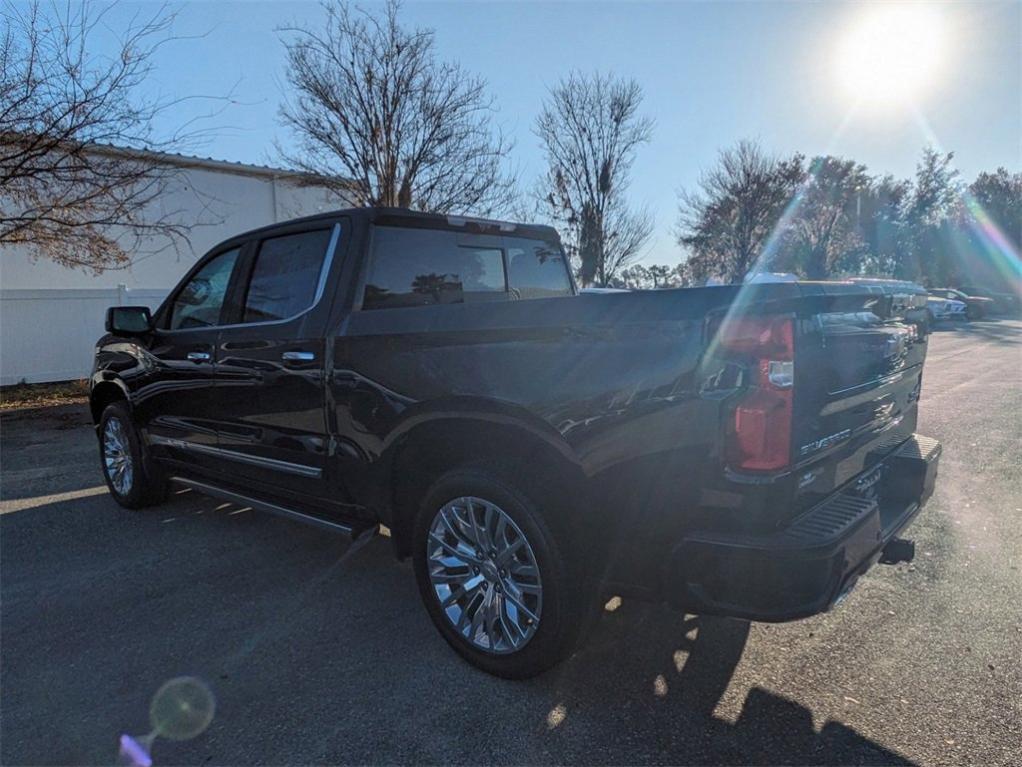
[667,142,1021,290]
[3,0,1019,291]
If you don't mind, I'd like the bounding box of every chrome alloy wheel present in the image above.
[102,417,134,496]
[426,496,543,654]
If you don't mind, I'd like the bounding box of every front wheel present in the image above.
[98,402,167,509]
[412,466,590,679]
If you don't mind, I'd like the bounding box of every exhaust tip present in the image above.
[879,537,916,565]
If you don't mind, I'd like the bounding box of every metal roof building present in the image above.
[1,148,348,384]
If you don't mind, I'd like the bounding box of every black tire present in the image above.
[412,464,590,679]
[98,402,167,509]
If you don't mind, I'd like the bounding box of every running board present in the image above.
[170,476,372,538]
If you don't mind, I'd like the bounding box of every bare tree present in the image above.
[535,71,653,287]
[278,0,515,215]
[677,140,804,284]
[0,1,215,271]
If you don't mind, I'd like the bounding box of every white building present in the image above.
[1,149,347,385]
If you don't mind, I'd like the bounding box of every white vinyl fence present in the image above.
[0,286,167,385]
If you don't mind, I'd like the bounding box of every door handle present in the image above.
[186,351,211,363]
[282,351,316,363]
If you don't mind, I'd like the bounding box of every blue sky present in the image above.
[95,0,1020,266]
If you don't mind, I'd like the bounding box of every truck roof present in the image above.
[233,206,561,242]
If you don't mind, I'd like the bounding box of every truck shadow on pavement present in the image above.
[0,488,914,766]
[534,602,914,765]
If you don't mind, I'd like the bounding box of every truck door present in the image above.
[139,246,243,469]
[211,222,343,501]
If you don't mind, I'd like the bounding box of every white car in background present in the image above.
[744,271,799,284]
[927,295,968,322]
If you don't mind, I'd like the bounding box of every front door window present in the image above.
[168,248,241,330]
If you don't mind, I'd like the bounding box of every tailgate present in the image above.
[790,283,930,515]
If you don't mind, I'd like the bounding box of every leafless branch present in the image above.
[276,0,516,216]
[534,71,654,287]
[0,0,230,271]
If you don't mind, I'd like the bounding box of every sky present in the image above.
[84,0,1021,266]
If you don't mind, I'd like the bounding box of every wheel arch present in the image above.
[89,377,130,424]
[382,414,588,559]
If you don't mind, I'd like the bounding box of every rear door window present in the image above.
[363,227,507,310]
[241,229,334,323]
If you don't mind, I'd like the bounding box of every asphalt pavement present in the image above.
[2,320,1020,766]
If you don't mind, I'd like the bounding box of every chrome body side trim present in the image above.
[149,435,322,478]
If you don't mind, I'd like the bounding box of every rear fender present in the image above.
[376,402,586,557]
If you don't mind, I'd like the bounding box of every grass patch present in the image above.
[0,380,89,411]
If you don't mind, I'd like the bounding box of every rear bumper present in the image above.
[664,434,941,622]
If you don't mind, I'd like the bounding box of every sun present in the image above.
[835,4,947,108]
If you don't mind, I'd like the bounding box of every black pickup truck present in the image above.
[91,208,941,678]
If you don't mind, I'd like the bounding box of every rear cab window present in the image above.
[361,226,571,311]
[504,237,572,300]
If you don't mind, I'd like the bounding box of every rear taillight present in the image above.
[719,314,794,472]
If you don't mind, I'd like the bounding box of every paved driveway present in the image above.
[2,321,1020,765]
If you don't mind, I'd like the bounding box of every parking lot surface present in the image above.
[2,321,1020,766]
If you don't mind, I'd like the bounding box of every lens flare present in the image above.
[910,109,1022,286]
[149,676,216,741]
[960,193,1022,282]
[118,734,153,767]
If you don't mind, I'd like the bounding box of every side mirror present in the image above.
[106,306,153,336]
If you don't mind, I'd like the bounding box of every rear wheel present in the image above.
[99,402,167,509]
[412,465,590,678]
